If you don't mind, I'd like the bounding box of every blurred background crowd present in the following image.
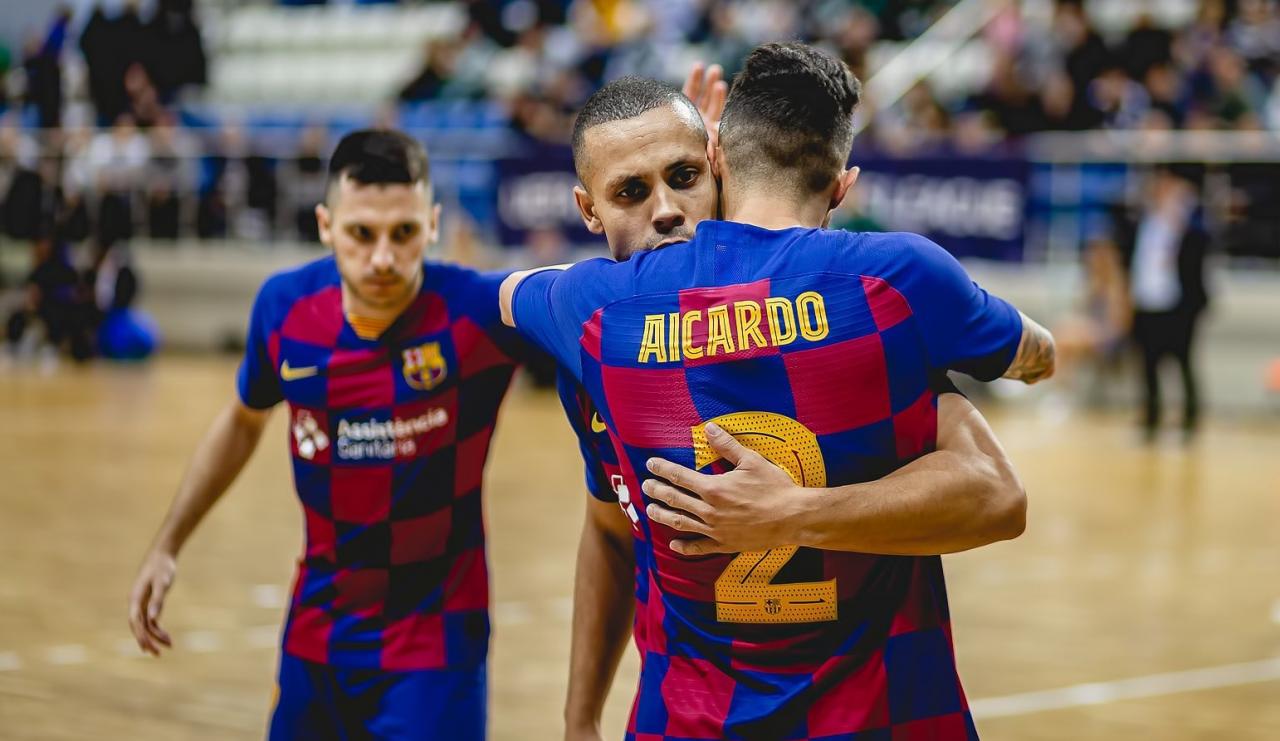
[0,0,1277,433]
[0,0,1277,245]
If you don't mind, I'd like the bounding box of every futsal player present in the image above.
[506,43,1046,738]
[127,130,523,739]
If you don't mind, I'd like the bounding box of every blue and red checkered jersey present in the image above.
[513,221,1022,740]
[238,255,523,671]
[555,371,623,505]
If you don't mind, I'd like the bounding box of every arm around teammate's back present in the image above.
[880,232,1037,382]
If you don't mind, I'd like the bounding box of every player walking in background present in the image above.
[505,43,1050,739]
[127,130,523,740]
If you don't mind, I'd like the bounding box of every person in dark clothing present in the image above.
[1055,2,1112,110]
[3,167,45,241]
[144,0,208,102]
[79,1,152,125]
[5,227,95,361]
[398,40,455,102]
[17,6,72,129]
[79,6,120,122]
[1120,13,1173,82]
[1114,166,1210,442]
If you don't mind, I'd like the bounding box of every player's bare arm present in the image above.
[644,393,1025,557]
[1003,311,1056,384]
[564,498,636,741]
[128,398,272,655]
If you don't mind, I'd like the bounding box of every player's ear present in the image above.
[828,166,860,213]
[574,185,604,235]
[709,140,723,179]
[428,202,442,244]
[315,203,333,248]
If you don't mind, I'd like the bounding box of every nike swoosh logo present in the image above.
[280,360,319,382]
[591,413,607,434]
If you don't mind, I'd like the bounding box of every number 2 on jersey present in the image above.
[691,412,837,625]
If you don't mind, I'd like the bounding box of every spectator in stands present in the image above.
[1143,61,1188,128]
[976,51,1045,137]
[5,219,94,362]
[286,125,328,242]
[197,124,277,241]
[0,41,10,114]
[1120,13,1174,82]
[1115,166,1211,443]
[22,7,73,129]
[1054,1,1111,106]
[1089,64,1152,130]
[144,0,208,102]
[1268,78,1280,129]
[951,105,1004,153]
[86,114,150,246]
[80,1,149,126]
[874,80,950,152]
[123,63,164,129]
[1177,0,1227,72]
[1226,0,1280,80]
[145,114,199,239]
[1037,68,1103,130]
[1202,45,1269,127]
[0,117,43,241]
[399,39,459,102]
[825,4,879,82]
[876,0,947,41]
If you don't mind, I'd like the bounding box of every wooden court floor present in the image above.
[1,356,1277,740]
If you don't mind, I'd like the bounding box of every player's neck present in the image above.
[341,271,423,325]
[723,190,830,231]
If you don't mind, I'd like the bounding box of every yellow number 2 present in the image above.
[691,412,837,625]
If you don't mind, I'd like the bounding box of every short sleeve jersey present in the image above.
[554,370,622,504]
[238,256,523,671]
[513,221,1021,739]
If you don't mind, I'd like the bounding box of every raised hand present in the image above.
[682,62,727,149]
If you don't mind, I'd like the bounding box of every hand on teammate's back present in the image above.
[643,422,810,556]
[681,62,727,150]
[128,549,177,656]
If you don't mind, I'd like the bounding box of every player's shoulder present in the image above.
[422,258,502,284]
[254,254,340,318]
[828,229,941,257]
[823,230,955,275]
[422,259,515,318]
[552,256,637,300]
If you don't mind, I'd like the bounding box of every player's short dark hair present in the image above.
[571,77,706,183]
[719,42,861,195]
[327,129,430,196]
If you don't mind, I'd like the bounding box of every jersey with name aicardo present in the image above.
[238,256,522,671]
[513,221,1021,740]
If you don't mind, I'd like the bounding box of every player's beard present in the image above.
[343,267,421,312]
[645,226,694,251]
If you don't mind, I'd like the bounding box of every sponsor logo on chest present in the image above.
[334,409,450,461]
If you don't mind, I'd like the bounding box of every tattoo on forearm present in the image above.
[1006,322,1056,383]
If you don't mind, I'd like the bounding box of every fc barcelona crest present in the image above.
[402,342,448,391]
